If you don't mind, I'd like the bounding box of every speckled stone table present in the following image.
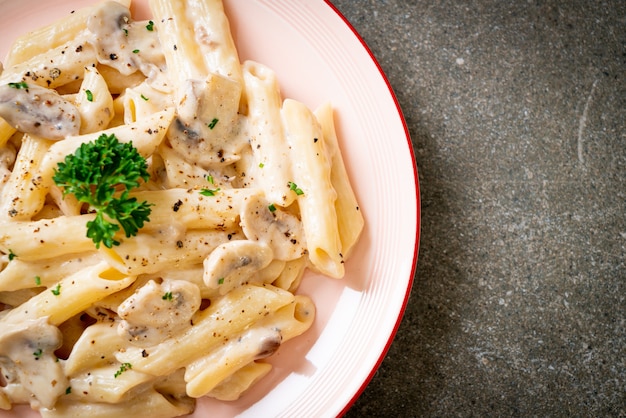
[330,1,626,416]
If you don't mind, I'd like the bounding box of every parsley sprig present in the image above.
[53,133,152,249]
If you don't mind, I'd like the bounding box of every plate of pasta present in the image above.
[0,0,419,417]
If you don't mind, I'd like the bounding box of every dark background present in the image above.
[331,1,626,416]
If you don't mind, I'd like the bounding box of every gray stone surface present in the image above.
[330,0,626,416]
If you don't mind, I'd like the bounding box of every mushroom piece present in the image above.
[0,82,81,140]
[0,317,67,409]
[239,193,307,261]
[87,1,135,75]
[203,240,273,295]
[117,279,201,347]
[166,74,246,166]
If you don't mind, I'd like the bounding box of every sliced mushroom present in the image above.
[0,83,80,140]
[117,279,201,347]
[0,317,67,409]
[167,74,246,167]
[203,240,273,295]
[87,1,135,75]
[239,193,307,261]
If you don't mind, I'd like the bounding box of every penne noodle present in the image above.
[315,103,364,258]
[281,99,344,278]
[0,134,52,221]
[243,61,295,207]
[76,66,115,134]
[1,262,135,325]
[4,0,131,67]
[207,361,272,401]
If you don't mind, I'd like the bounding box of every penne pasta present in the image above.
[0,134,52,221]
[1,262,135,325]
[315,103,364,258]
[3,0,131,67]
[282,99,344,278]
[243,61,295,207]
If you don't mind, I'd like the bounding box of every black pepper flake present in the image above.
[313,137,318,143]
[173,44,177,50]
[75,45,83,53]
[141,349,149,358]
[109,53,118,60]
[172,199,183,212]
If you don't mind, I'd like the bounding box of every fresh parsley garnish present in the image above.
[85,89,93,102]
[162,291,173,301]
[146,20,154,31]
[207,118,219,129]
[7,249,16,261]
[34,276,42,286]
[33,348,43,359]
[268,203,277,212]
[288,181,304,196]
[51,283,61,296]
[8,81,28,89]
[217,277,225,285]
[200,188,220,197]
[52,133,152,249]
[114,362,132,378]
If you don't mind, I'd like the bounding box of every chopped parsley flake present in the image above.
[8,249,16,261]
[33,348,43,359]
[51,283,61,296]
[114,362,132,378]
[218,277,225,285]
[65,386,72,395]
[34,276,42,286]
[259,162,265,168]
[268,203,277,212]
[200,188,220,197]
[85,89,93,102]
[133,49,140,54]
[207,118,219,129]
[8,81,28,89]
[146,20,154,31]
[140,94,149,101]
[162,292,173,301]
[288,181,304,196]
[206,174,214,184]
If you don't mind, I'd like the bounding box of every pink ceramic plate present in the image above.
[0,0,419,416]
